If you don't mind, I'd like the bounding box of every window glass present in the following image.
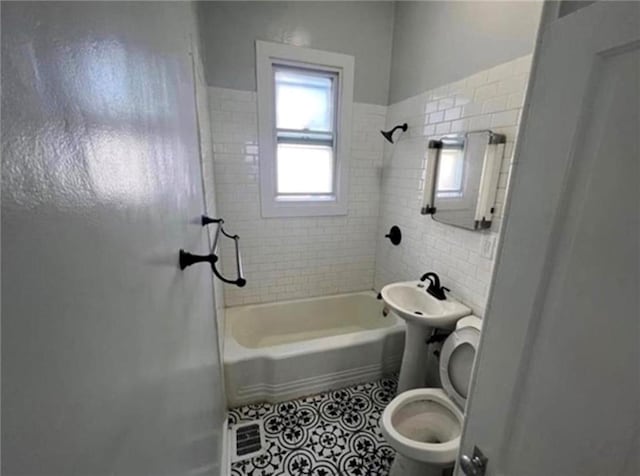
[275,69,334,132]
[276,143,334,195]
[274,67,337,198]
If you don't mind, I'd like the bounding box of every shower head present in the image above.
[380,123,408,144]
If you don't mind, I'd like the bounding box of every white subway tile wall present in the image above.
[205,54,532,314]
[374,54,532,316]
[207,87,386,306]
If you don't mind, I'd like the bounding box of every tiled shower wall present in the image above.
[208,87,386,306]
[374,54,532,316]
[206,55,531,313]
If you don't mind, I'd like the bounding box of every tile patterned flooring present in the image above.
[229,375,398,476]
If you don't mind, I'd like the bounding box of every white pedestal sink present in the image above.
[381,281,471,392]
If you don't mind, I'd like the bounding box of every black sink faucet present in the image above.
[420,272,450,300]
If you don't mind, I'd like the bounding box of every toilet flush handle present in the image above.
[460,446,488,476]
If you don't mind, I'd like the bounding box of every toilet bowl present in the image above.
[381,315,482,476]
[381,388,463,464]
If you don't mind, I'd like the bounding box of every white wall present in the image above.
[374,55,533,316]
[208,87,386,306]
[389,1,542,103]
[1,3,226,474]
[197,1,394,105]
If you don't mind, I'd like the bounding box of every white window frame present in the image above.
[256,40,354,217]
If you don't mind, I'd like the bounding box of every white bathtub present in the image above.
[224,291,405,407]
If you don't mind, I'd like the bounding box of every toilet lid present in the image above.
[439,325,481,410]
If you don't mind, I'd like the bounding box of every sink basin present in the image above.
[381,280,472,392]
[381,281,471,329]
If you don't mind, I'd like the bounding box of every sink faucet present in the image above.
[420,272,450,300]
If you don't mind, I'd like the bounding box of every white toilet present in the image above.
[381,315,482,476]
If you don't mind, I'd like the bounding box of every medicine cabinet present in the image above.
[421,130,506,230]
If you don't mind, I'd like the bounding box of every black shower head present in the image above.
[380,123,408,144]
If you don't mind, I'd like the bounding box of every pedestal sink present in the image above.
[381,281,471,392]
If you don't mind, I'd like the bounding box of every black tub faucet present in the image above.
[420,272,450,300]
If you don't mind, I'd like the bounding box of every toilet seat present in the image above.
[439,323,481,409]
[381,388,464,464]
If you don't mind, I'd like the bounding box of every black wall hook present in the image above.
[385,225,402,245]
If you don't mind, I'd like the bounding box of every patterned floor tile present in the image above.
[229,375,398,476]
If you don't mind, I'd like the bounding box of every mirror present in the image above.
[421,130,505,230]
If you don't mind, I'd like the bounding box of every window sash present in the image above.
[274,65,338,134]
[275,141,336,196]
[273,66,338,198]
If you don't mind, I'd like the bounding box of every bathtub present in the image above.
[224,291,405,407]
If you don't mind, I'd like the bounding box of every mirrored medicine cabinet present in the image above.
[421,130,506,231]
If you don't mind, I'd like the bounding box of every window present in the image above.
[256,41,354,217]
[275,68,335,197]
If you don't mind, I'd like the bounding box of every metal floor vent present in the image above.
[231,421,265,462]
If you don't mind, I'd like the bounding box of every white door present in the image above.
[1,3,226,474]
[458,2,639,475]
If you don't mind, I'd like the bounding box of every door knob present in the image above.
[460,446,488,476]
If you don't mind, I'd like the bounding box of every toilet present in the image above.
[381,316,482,476]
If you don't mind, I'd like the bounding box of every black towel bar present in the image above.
[179,215,246,287]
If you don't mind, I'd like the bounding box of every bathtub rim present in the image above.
[224,290,405,362]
